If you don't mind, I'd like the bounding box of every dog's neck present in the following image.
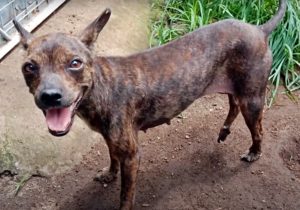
[76,56,129,136]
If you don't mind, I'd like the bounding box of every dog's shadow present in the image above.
[58,142,252,210]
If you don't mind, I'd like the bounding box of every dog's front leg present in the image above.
[118,129,140,210]
[95,140,120,183]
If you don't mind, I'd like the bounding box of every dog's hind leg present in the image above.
[239,95,264,162]
[218,95,240,143]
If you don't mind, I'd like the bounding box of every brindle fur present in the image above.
[14,1,286,209]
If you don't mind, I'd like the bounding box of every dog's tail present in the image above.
[259,0,287,35]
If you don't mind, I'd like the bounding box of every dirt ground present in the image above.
[1,0,300,210]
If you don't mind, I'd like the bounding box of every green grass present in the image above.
[150,0,300,106]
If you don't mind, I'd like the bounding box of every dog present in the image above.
[13,0,286,209]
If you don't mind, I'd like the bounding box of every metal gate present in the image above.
[0,0,66,59]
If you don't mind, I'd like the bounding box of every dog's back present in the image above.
[91,19,271,131]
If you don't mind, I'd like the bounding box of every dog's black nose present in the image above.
[40,89,62,107]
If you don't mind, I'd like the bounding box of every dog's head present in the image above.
[13,9,111,136]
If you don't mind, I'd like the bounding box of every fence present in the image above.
[0,0,66,59]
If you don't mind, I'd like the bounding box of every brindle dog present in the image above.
[13,0,286,209]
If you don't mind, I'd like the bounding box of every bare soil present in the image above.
[1,93,300,210]
[1,0,300,210]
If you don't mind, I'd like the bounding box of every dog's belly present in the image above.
[137,96,196,131]
[139,117,171,131]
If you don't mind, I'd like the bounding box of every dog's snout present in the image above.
[40,89,62,107]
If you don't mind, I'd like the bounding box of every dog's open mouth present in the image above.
[44,93,83,137]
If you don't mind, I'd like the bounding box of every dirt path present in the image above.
[1,0,300,210]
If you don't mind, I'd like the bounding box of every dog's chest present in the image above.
[76,102,103,133]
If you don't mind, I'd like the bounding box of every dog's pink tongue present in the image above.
[45,107,72,132]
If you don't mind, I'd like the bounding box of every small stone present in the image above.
[142,203,150,207]
[185,135,190,139]
[103,183,108,188]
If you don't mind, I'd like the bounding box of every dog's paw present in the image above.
[240,151,262,162]
[217,127,231,143]
[94,167,118,183]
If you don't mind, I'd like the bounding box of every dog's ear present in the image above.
[13,19,33,49]
[79,8,111,48]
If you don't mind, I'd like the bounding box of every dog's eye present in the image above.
[23,62,38,73]
[69,58,83,70]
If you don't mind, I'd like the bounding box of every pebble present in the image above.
[142,203,150,207]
